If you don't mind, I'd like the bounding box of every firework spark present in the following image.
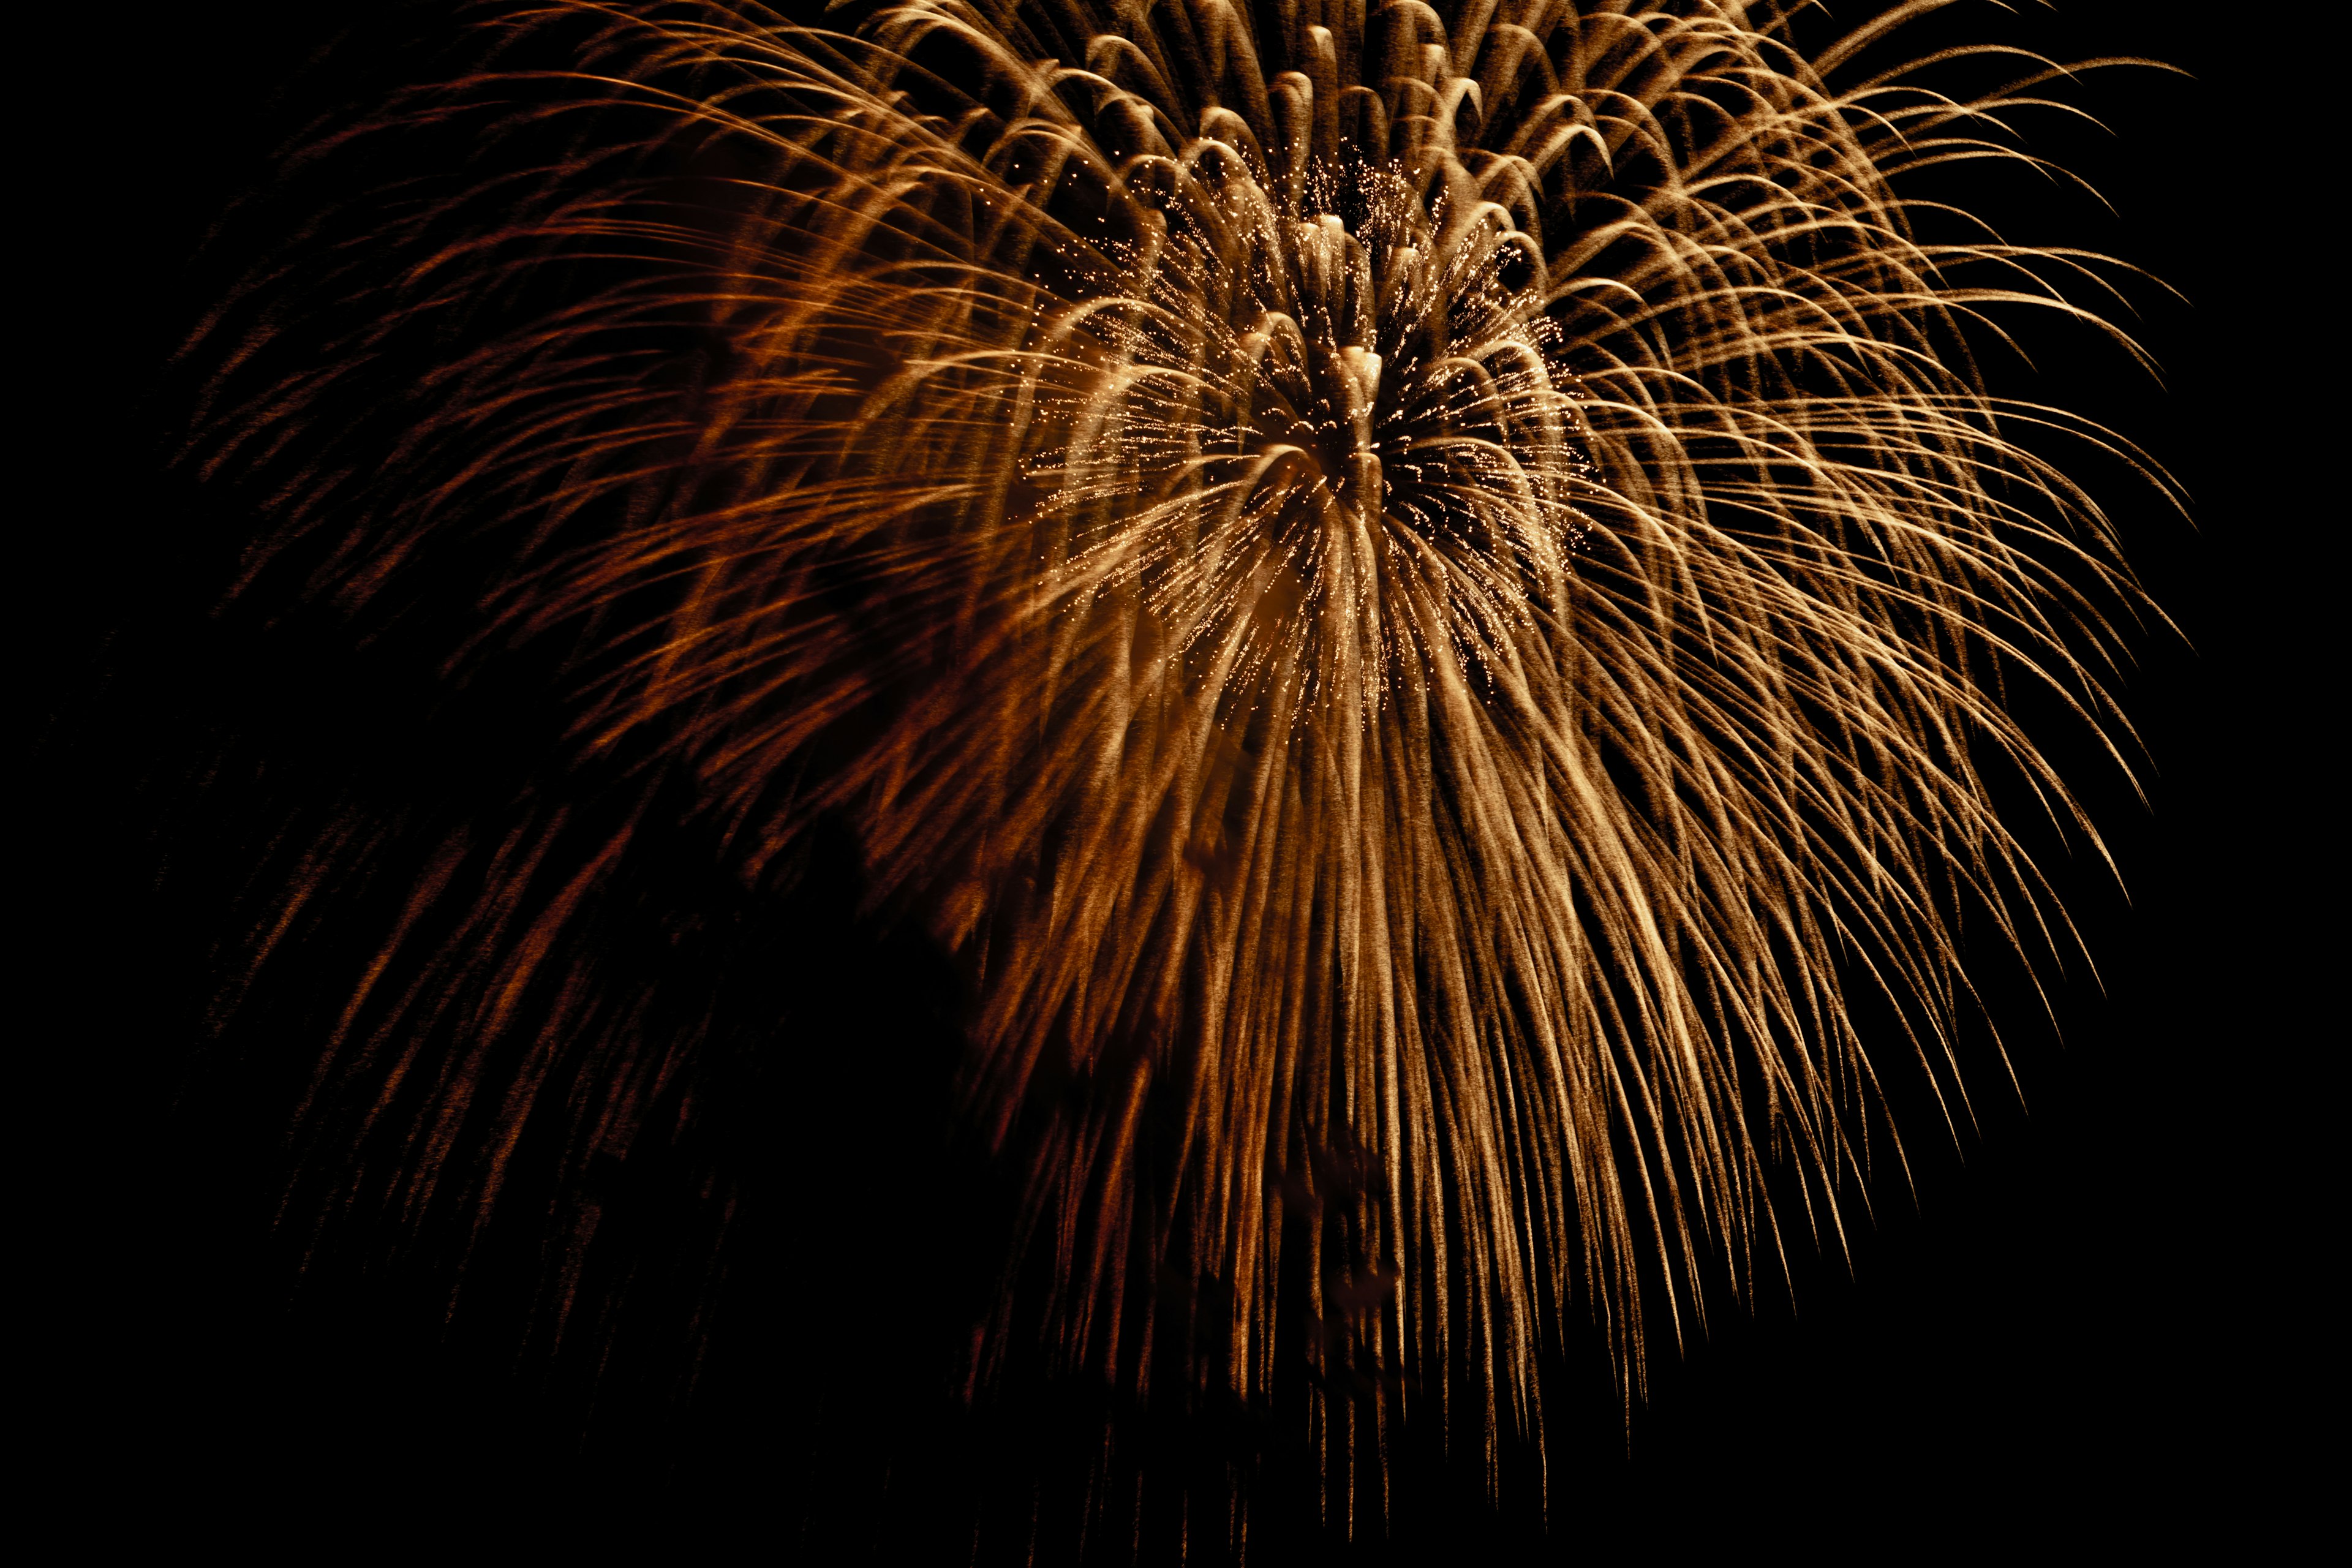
[184,0,2168,1538]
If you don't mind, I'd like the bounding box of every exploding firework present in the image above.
[177,0,2169,1545]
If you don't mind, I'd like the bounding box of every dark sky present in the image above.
[49,1,2321,1556]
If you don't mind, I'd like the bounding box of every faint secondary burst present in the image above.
[201,0,2166,1531]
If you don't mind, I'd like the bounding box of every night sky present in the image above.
[45,1,2321,1555]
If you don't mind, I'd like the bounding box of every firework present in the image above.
[182,0,2168,1541]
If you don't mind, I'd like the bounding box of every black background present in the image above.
[43,1,2321,1556]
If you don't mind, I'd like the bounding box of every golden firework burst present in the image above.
[186,0,2173,1531]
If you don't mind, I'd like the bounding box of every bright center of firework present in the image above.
[1031,156,1593,694]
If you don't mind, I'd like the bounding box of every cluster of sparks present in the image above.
[196,0,2166,1541]
[1016,151,1597,723]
